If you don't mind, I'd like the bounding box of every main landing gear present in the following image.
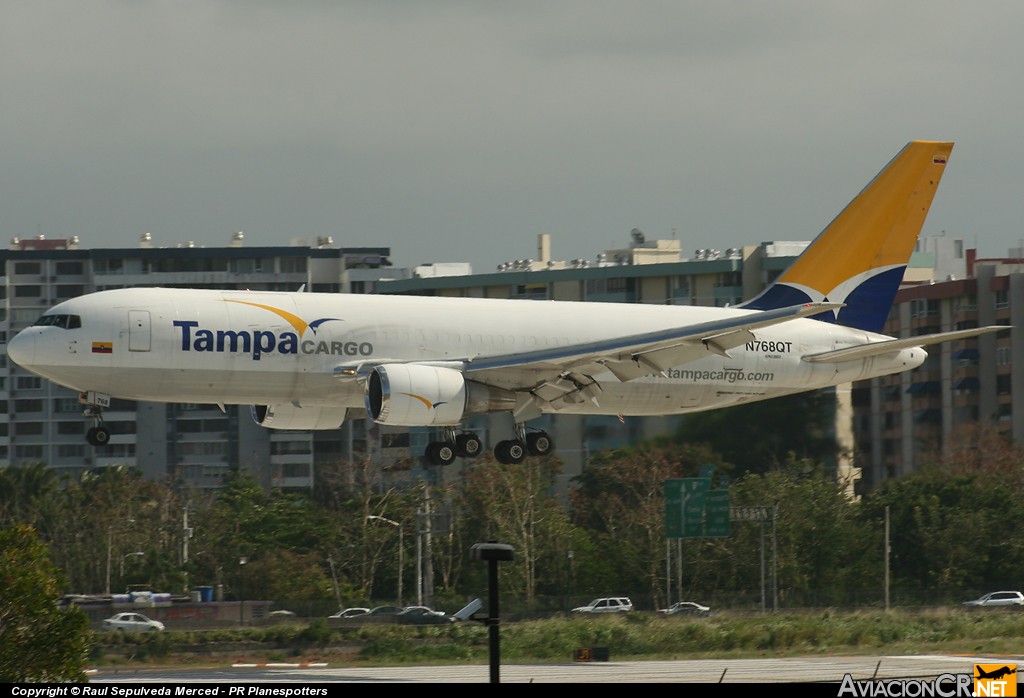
[425,427,483,466]
[423,424,555,465]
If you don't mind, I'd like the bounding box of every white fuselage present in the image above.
[7,287,925,416]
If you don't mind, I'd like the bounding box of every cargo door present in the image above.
[128,310,151,352]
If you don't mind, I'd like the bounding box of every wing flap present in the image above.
[801,326,1006,363]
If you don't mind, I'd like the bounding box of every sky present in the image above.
[4,1,1024,273]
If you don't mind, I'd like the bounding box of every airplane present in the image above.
[975,666,1017,681]
[5,140,1007,465]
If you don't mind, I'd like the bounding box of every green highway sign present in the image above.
[704,489,731,538]
[665,477,729,538]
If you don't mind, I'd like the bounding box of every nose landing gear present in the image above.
[84,407,112,447]
[81,392,112,447]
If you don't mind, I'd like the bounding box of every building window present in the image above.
[15,445,45,459]
[716,272,742,288]
[56,285,86,299]
[94,258,125,275]
[281,463,310,478]
[15,424,44,439]
[55,261,84,275]
[14,262,41,275]
[279,258,308,274]
[16,376,42,391]
[54,399,81,413]
[14,285,43,297]
[14,399,44,413]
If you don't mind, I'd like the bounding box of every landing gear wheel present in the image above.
[494,439,526,465]
[426,441,456,466]
[455,433,483,458]
[526,431,554,457]
[87,426,111,447]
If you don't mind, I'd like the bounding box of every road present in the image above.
[86,654,1023,684]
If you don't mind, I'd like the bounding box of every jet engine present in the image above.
[251,404,347,430]
[365,364,516,426]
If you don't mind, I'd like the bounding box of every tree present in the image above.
[569,442,724,607]
[670,391,840,474]
[0,524,91,682]
[0,462,61,528]
[456,454,574,605]
[859,471,1024,603]
[725,457,874,607]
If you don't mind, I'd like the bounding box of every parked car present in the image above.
[329,607,370,618]
[962,591,1024,608]
[396,606,453,625]
[659,601,711,617]
[366,605,405,616]
[102,612,165,632]
[269,609,296,618]
[571,596,634,613]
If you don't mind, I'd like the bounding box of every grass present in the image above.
[87,608,1024,669]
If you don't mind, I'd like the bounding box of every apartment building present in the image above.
[852,250,1021,491]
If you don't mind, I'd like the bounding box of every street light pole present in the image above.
[105,525,113,595]
[121,551,144,579]
[239,557,247,626]
[367,515,403,606]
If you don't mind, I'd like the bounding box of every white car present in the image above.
[102,612,165,632]
[659,601,711,617]
[962,591,1024,608]
[329,607,370,618]
[571,597,634,613]
[395,606,453,624]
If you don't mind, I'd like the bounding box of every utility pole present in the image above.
[105,525,112,595]
[182,505,192,594]
[884,505,891,611]
[772,503,779,612]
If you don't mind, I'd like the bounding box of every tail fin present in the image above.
[741,140,954,332]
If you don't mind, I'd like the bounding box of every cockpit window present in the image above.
[32,314,82,329]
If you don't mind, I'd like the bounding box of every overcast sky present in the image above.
[4,1,1024,272]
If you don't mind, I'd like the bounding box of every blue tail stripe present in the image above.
[832,267,906,333]
[743,266,906,332]
[743,285,815,311]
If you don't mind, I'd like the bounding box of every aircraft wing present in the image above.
[801,326,1007,363]
[451,302,839,418]
[462,302,842,378]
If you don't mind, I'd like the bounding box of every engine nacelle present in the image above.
[365,364,516,426]
[251,404,347,430]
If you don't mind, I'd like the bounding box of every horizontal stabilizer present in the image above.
[801,326,1007,364]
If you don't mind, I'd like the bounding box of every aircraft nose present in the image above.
[6,329,36,369]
